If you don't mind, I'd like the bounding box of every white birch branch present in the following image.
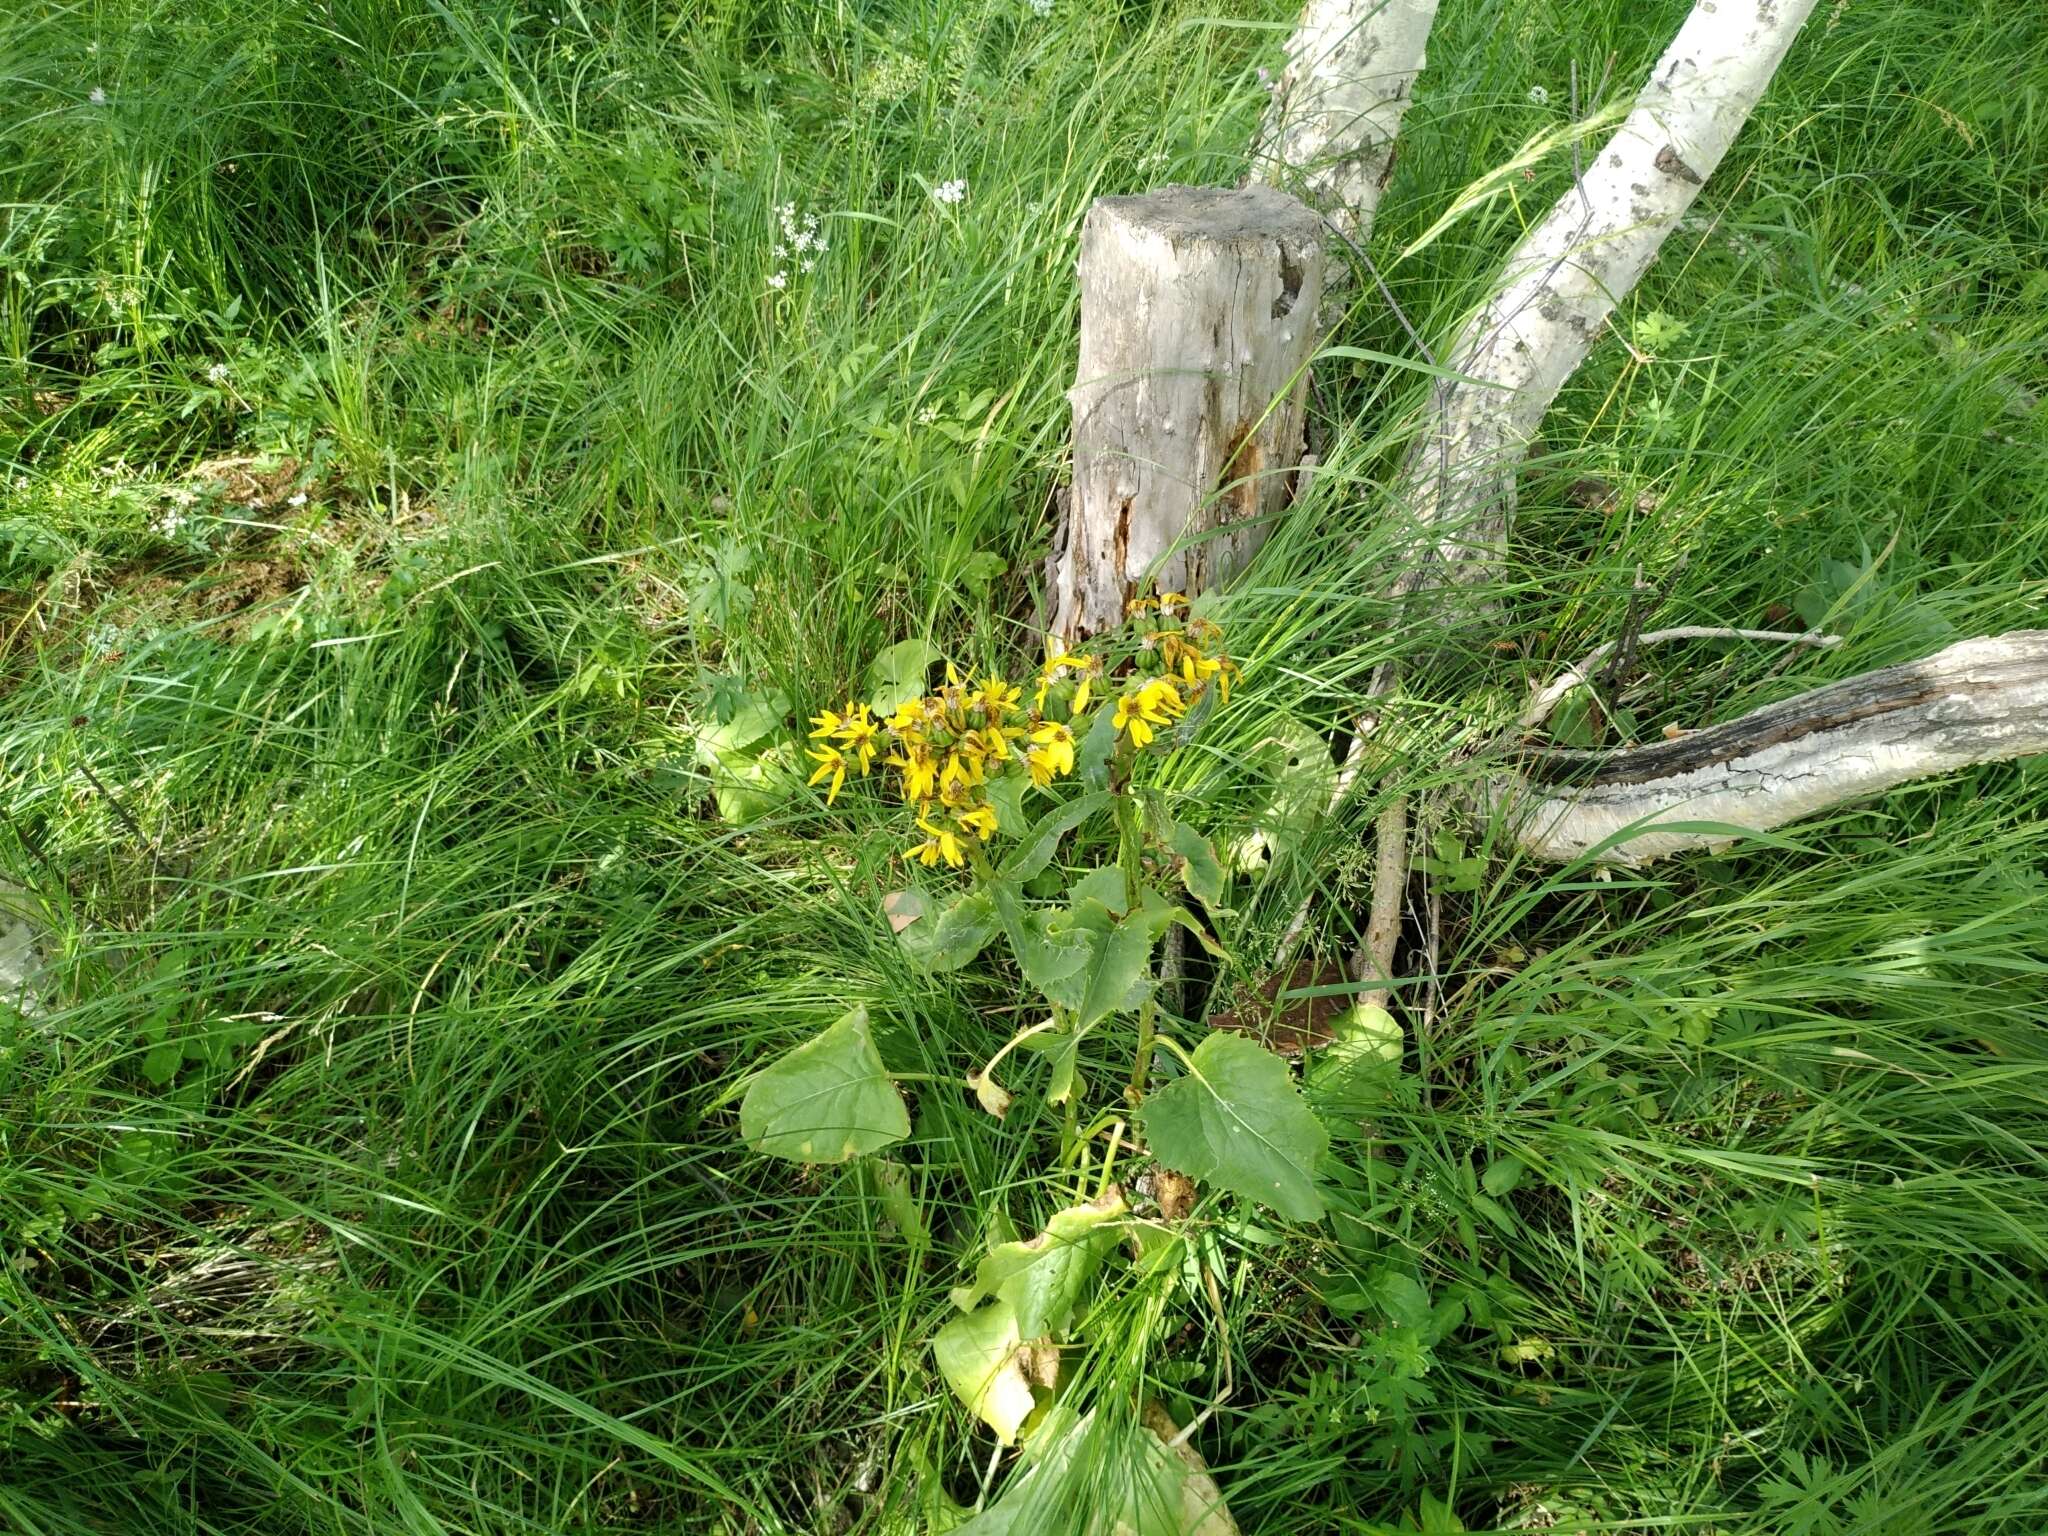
[1393,0,1819,591]
[1520,625,1841,730]
[1487,629,2048,864]
[1253,0,1442,250]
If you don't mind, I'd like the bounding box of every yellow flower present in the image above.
[956,803,999,841]
[806,744,848,804]
[1156,591,1188,615]
[807,706,847,740]
[1111,694,1154,748]
[886,699,926,733]
[1025,720,1075,786]
[888,741,937,804]
[976,677,1021,719]
[976,720,1023,763]
[1112,679,1185,749]
[830,702,881,773]
[1071,674,1092,717]
[1035,647,1097,712]
[940,749,985,802]
[907,815,965,868]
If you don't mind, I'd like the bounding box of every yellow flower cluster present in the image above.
[804,598,1238,871]
[809,661,1090,869]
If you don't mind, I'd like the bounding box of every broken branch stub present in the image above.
[1051,185,1325,643]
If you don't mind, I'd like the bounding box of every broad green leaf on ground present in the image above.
[897,887,999,973]
[738,1007,910,1163]
[1143,1033,1327,1222]
[1307,1004,1406,1111]
[933,1299,1053,1446]
[691,690,793,824]
[1242,717,1337,861]
[1001,790,1113,882]
[949,1188,1128,1339]
[951,1405,1238,1535]
[1166,822,1226,907]
[866,637,939,715]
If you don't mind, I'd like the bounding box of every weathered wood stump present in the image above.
[1048,185,1325,643]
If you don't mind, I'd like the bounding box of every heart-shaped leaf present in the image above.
[1142,1033,1326,1222]
[739,1007,910,1162]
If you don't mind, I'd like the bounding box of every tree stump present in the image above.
[1049,185,1325,643]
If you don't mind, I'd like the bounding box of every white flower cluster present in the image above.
[768,202,827,294]
[1527,85,1550,106]
[1025,0,1053,16]
[206,362,231,385]
[153,508,188,540]
[930,178,968,206]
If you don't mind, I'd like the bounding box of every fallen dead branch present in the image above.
[1486,629,2048,864]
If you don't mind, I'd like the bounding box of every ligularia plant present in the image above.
[734,594,1331,1465]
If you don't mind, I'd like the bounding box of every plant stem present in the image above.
[1128,995,1158,1106]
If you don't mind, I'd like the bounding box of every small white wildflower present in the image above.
[288,491,308,507]
[1026,0,1053,15]
[772,244,787,259]
[1527,85,1550,106]
[88,86,107,106]
[800,258,815,273]
[931,178,968,206]
[153,510,187,539]
[916,405,940,426]
[205,363,230,385]
[767,271,788,291]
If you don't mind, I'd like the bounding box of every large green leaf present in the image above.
[1001,791,1113,883]
[1077,701,1121,789]
[1166,822,1225,908]
[866,638,938,715]
[738,1007,910,1163]
[897,888,1000,973]
[994,881,1093,997]
[933,1299,1043,1445]
[950,1189,1127,1339]
[1074,911,1156,1031]
[1142,1033,1326,1222]
[691,690,794,825]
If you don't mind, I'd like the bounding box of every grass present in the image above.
[3,0,2047,1530]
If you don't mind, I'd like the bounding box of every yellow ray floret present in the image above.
[907,815,965,868]
[1025,720,1075,786]
[806,744,848,804]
